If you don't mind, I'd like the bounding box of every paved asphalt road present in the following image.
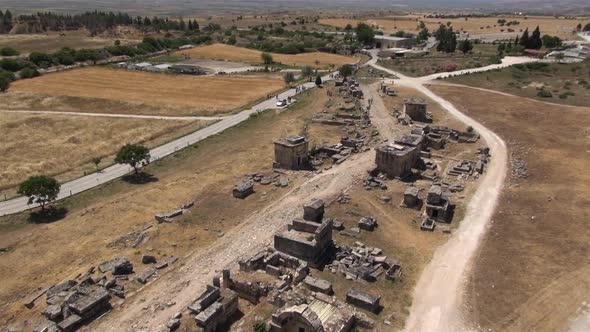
[0,74,334,216]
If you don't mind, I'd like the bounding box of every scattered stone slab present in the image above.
[57,314,82,332]
[346,288,380,313]
[358,217,377,231]
[136,267,157,284]
[142,255,157,264]
[304,276,333,295]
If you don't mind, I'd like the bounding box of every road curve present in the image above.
[0,74,333,216]
[368,53,510,331]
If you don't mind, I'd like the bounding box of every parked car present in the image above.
[276,99,287,107]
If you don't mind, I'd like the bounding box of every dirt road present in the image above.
[91,83,397,331]
[367,52,509,331]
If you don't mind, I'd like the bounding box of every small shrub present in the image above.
[537,89,552,98]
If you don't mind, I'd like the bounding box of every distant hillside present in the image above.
[0,0,586,16]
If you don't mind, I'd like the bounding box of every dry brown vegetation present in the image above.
[0,30,138,54]
[320,15,585,39]
[429,84,590,332]
[10,67,286,116]
[175,43,360,68]
[0,112,214,193]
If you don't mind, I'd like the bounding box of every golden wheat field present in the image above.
[11,67,286,115]
[320,15,585,39]
[175,43,360,68]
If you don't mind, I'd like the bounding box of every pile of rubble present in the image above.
[511,157,528,179]
[326,241,401,283]
[363,175,388,190]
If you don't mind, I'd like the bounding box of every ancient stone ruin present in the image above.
[274,218,334,268]
[404,98,432,123]
[375,134,423,179]
[188,284,239,332]
[274,136,309,170]
[232,180,254,199]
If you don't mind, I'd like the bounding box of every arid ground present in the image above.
[10,67,287,116]
[429,84,590,332]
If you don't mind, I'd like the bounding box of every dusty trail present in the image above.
[91,84,396,331]
[368,52,509,331]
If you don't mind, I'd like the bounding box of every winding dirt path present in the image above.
[368,53,510,331]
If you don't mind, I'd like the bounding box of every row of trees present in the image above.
[0,10,202,35]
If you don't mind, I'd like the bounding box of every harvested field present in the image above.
[10,67,286,116]
[320,15,585,39]
[429,84,590,332]
[175,43,360,68]
[0,112,214,191]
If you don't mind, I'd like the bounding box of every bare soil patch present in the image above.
[10,67,286,116]
[175,43,360,69]
[429,84,590,332]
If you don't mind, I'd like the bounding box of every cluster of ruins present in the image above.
[27,255,178,332]
[166,199,400,332]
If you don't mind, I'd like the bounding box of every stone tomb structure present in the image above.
[403,98,431,123]
[274,136,309,170]
[274,219,334,268]
[375,134,423,178]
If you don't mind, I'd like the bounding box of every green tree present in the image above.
[28,52,52,67]
[261,52,273,65]
[417,26,430,43]
[0,47,19,56]
[355,23,375,45]
[541,35,561,49]
[315,75,322,86]
[0,76,10,92]
[434,24,457,53]
[0,70,14,92]
[18,175,60,211]
[583,23,590,31]
[458,39,473,54]
[92,156,102,172]
[19,67,40,79]
[115,144,151,174]
[528,26,542,49]
[227,35,237,45]
[339,64,353,78]
[283,71,295,85]
[301,65,313,79]
[519,28,529,48]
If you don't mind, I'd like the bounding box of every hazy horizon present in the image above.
[0,0,586,16]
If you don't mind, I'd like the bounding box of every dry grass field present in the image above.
[320,15,585,39]
[444,61,590,107]
[175,43,360,68]
[10,67,286,116]
[0,30,138,54]
[0,112,214,192]
[429,84,590,332]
